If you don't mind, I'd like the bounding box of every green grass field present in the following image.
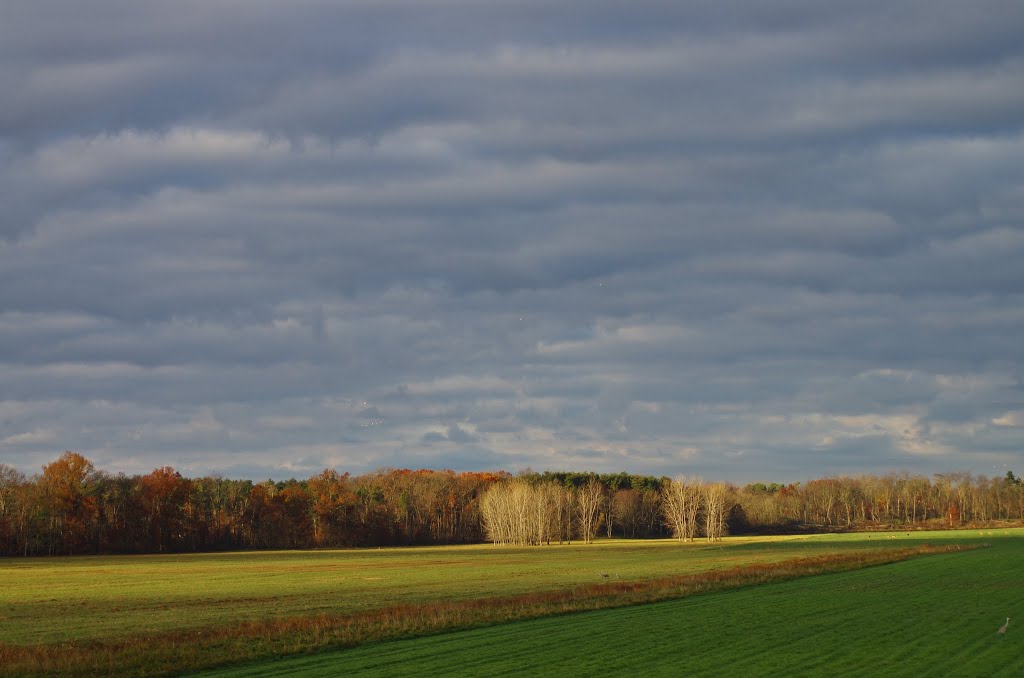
[1,529,1017,675]
[0,533,923,645]
[198,529,1024,677]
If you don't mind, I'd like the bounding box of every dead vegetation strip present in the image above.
[0,543,972,677]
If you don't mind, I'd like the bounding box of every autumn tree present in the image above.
[278,481,313,548]
[0,465,27,553]
[307,469,354,546]
[10,452,1024,557]
[140,467,191,552]
[38,452,99,554]
[803,478,841,526]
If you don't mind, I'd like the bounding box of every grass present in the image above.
[0,529,1007,675]
[198,529,1024,677]
[0,533,924,645]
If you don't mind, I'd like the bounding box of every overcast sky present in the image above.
[2,1,1023,482]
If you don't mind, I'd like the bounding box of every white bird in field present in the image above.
[998,618,1010,637]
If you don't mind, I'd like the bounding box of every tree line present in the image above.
[0,452,506,556]
[1,452,1022,556]
[478,475,729,545]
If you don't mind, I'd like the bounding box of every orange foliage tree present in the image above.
[38,452,99,554]
[140,467,192,552]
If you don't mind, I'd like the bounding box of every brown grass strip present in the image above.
[0,543,973,677]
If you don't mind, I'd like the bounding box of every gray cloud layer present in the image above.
[2,0,1023,481]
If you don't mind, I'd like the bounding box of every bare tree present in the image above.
[563,485,575,544]
[481,480,523,545]
[481,479,578,546]
[612,489,642,538]
[639,489,664,536]
[539,483,568,544]
[604,489,615,539]
[576,479,604,544]
[702,482,728,542]
[662,475,701,542]
[533,482,559,545]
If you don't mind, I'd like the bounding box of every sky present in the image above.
[1,0,1023,483]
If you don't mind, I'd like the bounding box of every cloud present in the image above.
[992,411,1024,427]
[0,429,57,446]
[419,423,479,445]
[0,1,1022,481]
